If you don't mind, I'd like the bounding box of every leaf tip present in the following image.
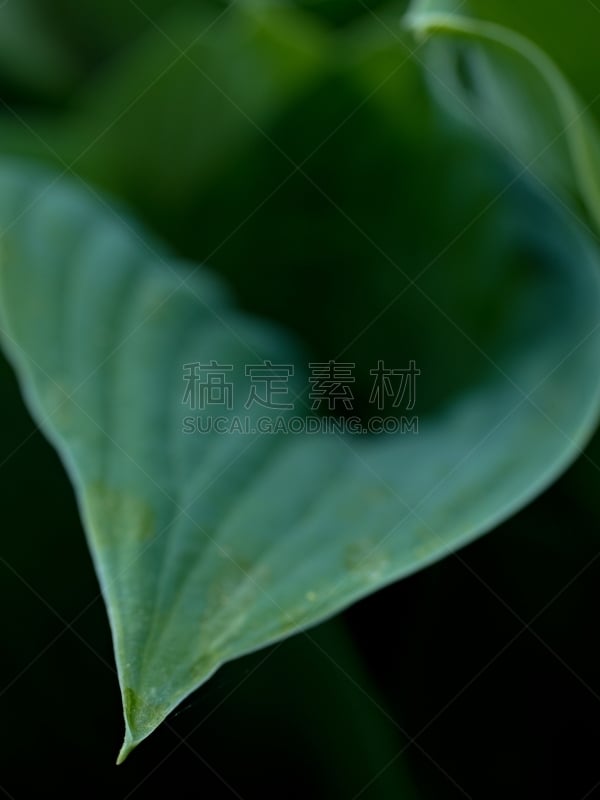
[116,737,138,766]
[116,685,171,764]
[116,689,145,764]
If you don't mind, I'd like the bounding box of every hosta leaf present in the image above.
[1,153,600,763]
[434,0,600,114]
[405,0,600,231]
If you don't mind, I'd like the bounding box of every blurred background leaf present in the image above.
[406,0,600,232]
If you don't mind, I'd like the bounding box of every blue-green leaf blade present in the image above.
[1,159,599,760]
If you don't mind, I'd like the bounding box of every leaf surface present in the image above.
[1,152,599,758]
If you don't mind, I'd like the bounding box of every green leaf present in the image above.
[1,152,599,760]
[405,0,600,231]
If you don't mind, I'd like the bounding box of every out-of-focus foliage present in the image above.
[1,0,600,785]
[407,0,600,230]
